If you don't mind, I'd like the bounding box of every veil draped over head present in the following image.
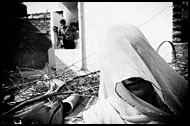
[83,24,188,124]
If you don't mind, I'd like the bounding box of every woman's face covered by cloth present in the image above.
[97,24,188,120]
[122,77,152,98]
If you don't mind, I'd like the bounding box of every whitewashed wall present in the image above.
[83,2,173,71]
[24,2,173,72]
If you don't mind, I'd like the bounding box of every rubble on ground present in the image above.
[2,66,100,124]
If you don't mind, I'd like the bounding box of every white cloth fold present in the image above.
[83,24,188,124]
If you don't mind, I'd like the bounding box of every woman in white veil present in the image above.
[82,24,188,124]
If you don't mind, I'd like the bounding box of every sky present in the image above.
[23,2,61,14]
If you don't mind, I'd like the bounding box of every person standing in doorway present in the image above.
[53,26,59,49]
[64,22,79,49]
[58,19,69,49]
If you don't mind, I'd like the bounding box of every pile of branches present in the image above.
[2,66,100,124]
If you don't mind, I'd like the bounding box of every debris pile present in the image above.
[2,66,100,124]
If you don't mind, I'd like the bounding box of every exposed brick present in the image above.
[172,2,188,80]
[173,31,182,35]
[9,12,52,69]
[172,36,182,42]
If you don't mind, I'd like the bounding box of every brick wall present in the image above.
[172,2,188,80]
[8,12,52,69]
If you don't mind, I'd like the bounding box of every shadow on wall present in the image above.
[4,18,52,70]
[55,56,75,73]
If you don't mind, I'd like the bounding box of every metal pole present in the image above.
[78,2,88,71]
[48,11,56,67]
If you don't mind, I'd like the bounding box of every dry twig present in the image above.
[2,70,100,118]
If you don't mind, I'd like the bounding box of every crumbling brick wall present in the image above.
[11,12,52,69]
[172,2,188,80]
